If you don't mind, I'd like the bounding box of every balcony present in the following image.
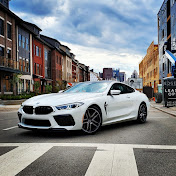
[0,57,19,72]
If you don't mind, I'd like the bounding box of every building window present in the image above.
[7,23,12,39]
[22,36,25,48]
[34,63,36,74]
[163,63,165,72]
[162,29,164,39]
[59,57,61,65]
[34,44,35,55]
[7,49,11,59]
[0,46,4,56]
[18,34,22,47]
[36,46,39,56]
[26,38,29,50]
[37,64,40,75]
[39,48,41,57]
[0,18,4,36]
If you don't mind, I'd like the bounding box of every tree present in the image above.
[34,81,40,94]
[45,85,52,93]
[9,73,22,95]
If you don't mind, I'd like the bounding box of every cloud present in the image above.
[61,42,142,78]
[10,0,60,16]
[10,0,164,78]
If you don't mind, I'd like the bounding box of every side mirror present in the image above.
[110,90,121,95]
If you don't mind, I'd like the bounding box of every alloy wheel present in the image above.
[138,104,147,123]
[82,107,101,134]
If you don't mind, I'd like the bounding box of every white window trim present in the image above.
[7,21,12,25]
[0,16,4,21]
[0,35,4,38]
[7,47,11,50]
[7,38,12,42]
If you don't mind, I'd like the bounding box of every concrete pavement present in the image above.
[150,101,176,117]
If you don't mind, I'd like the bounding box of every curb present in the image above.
[151,104,176,117]
[0,105,20,112]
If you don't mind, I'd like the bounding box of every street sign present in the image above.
[163,78,176,107]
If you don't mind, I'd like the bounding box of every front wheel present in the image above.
[137,103,147,123]
[82,106,102,134]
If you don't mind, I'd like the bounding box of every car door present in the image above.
[106,83,135,120]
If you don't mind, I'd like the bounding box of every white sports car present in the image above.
[18,81,150,134]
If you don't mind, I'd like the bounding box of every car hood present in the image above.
[23,93,104,106]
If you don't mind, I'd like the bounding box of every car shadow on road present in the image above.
[17,120,149,139]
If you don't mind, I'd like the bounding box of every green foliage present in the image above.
[34,81,40,94]
[45,85,52,93]
[9,73,22,85]
[56,80,67,91]
[0,92,37,100]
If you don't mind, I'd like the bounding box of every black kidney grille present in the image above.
[35,106,53,115]
[23,106,33,114]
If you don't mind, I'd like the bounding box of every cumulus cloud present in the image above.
[10,0,163,78]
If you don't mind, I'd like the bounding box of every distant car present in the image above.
[18,81,150,134]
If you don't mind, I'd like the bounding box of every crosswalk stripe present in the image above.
[0,144,52,176]
[111,145,138,176]
[85,144,115,176]
[0,143,176,176]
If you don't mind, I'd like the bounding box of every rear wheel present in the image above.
[137,103,147,123]
[82,106,102,134]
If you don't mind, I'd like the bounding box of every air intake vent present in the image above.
[53,115,75,126]
[24,119,51,127]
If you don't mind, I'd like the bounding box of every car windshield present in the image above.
[64,82,109,93]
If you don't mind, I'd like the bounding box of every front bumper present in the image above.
[18,105,86,131]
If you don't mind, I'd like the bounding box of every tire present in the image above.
[155,93,162,103]
[82,106,102,134]
[137,103,147,123]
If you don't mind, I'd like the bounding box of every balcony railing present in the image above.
[0,56,19,70]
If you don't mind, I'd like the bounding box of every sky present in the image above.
[10,0,163,78]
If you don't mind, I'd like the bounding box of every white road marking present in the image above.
[0,144,52,176]
[3,126,18,131]
[0,143,176,176]
[111,145,139,176]
[85,144,115,176]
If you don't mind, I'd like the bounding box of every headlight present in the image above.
[56,102,84,110]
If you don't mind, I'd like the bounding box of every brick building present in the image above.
[71,53,79,82]
[0,2,19,95]
[40,35,63,92]
[103,68,113,80]
[139,41,160,93]
[60,44,72,82]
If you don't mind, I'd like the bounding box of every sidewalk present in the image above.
[0,99,24,112]
[150,101,176,117]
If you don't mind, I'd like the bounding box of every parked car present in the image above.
[18,81,150,134]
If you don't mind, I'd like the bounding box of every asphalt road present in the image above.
[0,107,176,176]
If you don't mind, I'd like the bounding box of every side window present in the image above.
[110,83,134,94]
[120,84,135,94]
